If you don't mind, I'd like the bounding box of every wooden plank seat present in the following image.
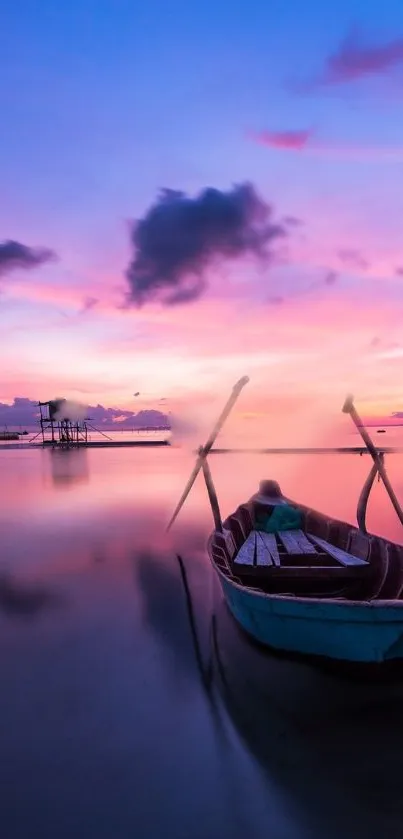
[233,531,256,567]
[277,529,317,555]
[232,529,369,581]
[256,531,280,566]
[307,534,369,566]
[234,529,312,569]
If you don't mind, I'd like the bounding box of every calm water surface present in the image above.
[1,444,403,838]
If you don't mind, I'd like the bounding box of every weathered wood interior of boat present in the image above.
[209,484,403,601]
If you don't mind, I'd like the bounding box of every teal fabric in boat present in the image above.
[257,504,302,533]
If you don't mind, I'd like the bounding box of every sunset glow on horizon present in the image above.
[2,2,403,429]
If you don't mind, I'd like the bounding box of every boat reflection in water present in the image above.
[136,544,403,839]
[212,593,403,839]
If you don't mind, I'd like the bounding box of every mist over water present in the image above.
[1,444,403,838]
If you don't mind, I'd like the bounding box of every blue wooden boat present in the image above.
[208,479,403,664]
[168,378,403,665]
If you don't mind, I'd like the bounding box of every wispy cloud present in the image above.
[80,296,99,314]
[317,30,403,87]
[250,128,403,161]
[249,129,313,150]
[4,279,118,319]
[338,249,369,270]
[0,240,56,277]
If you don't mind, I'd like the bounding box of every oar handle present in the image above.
[343,394,381,463]
[203,376,250,456]
[232,375,250,393]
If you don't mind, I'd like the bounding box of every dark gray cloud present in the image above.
[0,240,56,277]
[125,183,287,306]
[0,397,39,427]
[88,406,169,429]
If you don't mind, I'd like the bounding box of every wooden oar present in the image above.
[356,459,380,533]
[166,376,249,531]
[201,455,223,533]
[342,394,403,527]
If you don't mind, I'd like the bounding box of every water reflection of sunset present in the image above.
[2,445,403,557]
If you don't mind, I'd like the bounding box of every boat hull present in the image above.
[218,569,403,663]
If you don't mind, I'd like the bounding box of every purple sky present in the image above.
[2,1,403,426]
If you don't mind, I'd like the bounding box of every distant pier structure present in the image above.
[38,399,89,447]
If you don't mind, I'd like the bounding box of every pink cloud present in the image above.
[250,128,403,161]
[338,249,368,270]
[321,31,403,86]
[251,129,313,150]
